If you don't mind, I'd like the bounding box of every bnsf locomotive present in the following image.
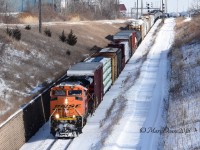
[50,62,104,137]
[50,11,161,138]
[50,81,88,137]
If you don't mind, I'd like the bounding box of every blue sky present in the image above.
[120,0,193,13]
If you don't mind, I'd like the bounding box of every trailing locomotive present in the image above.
[50,12,162,138]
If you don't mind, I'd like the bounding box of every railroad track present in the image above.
[46,138,73,150]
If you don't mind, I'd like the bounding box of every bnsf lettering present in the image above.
[53,104,81,110]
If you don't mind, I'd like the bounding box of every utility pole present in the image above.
[177,0,178,13]
[136,0,138,19]
[162,0,164,23]
[39,0,42,33]
[5,2,8,24]
[52,0,54,10]
[141,0,143,17]
[22,0,24,11]
[116,0,119,18]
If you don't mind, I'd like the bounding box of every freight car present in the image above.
[86,57,112,94]
[113,30,142,57]
[128,10,162,39]
[49,12,162,138]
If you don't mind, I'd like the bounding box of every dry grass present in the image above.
[164,16,200,149]
[0,14,20,24]
[17,5,100,24]
[0,100,8,111]
[19,15,38,24]
[0,20,126,124]
[96,95,127,149]
[168,18,189,99]
[173,15,200,49]
[167,15,200,99]
[99,99,116,128]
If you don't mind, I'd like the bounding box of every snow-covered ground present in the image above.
[0,19,128,28]
[164,18,200,149]
[20,18,175,150]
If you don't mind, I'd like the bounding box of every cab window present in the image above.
[52,90,66,96]
[68,90,82,96]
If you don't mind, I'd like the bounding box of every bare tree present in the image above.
[190,0,200,14]
[96,0,105,15]
[0,0,8,23]
[0,0,6,13]
[63,0,119,19]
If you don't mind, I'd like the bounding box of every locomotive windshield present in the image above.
[53,90,66,96]
[68,90,82,96]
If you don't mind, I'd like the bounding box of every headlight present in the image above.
[64,98,68,105]
[55,114,60,119]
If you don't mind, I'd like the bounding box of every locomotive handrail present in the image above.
[49,108,58,128]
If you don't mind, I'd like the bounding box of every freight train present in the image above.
[49,11,162,138]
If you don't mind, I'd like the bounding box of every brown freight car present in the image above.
[93,47,122,84]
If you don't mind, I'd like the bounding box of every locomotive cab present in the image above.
[50,83,88,137]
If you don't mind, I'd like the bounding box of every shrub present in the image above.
[66,29,77,46]
[12,27,21,41]
[59,30,66,42]
[6,26,12,37]
[25,25,31,30]
[13,27,21,41]
[6,26,21,41]
[44,28,52,37]
[66,50,71,55]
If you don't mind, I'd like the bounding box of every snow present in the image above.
[67,62,102,76]
[20,18,175,150]
[29,84,44,94]
[184,17,192,22]
[100,47,119,53]
[0,19,128,28]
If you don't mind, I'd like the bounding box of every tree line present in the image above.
[0,0,120,20]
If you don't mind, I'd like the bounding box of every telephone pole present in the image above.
[136,0,138,19]
[177,0,178,13]
[141,0,143,16]
[39,0,42,33]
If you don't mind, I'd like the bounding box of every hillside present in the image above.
[0,19,127,123]
[164,16,200,149]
